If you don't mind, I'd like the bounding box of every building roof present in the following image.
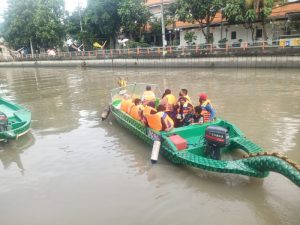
[145,0,175,8]
[270,2,300,18]
[169,2,300,29]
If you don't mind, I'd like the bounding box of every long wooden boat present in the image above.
[0,97,31,141]
[109,83,300,187]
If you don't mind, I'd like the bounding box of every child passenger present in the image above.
[175,97,193,127]
[191,106,204,125]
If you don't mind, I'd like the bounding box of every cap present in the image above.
[198,93,207,100]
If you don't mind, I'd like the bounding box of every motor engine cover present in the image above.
[205,126,229,147]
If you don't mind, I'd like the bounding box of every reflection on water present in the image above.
[0,67,299,225]
[0,133,35,173]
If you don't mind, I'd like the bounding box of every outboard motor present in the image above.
[204,126,229,160]
[0,112,8,132]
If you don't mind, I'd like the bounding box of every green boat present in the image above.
[108,83,300,187]
[0,97,31,141]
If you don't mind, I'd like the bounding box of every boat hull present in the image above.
[0,98,31,141]
[109,84,300,187]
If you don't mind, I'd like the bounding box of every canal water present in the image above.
[0,67,299,225]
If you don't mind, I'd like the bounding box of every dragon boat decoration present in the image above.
[0,97,31,141]
[104,83,300,188]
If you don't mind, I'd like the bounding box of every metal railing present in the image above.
[1,41,300,62]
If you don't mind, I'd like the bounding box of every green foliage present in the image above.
[218,38,228,43]
[85,0,121,47]
[149,17,162,35]
[118,0,151,40]
[3,0,65,50]
[224,0,274,40]
[65,11,83,42]
[176,0,225,43]
[127,40,150,48]
[165,2,178,28]
[223,0,246,23]
[184,31,197,45]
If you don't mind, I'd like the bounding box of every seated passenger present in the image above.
[142,85,156,105]
[182,105,194,126]
[120,95,132,113]
[175,97,193,127]
[190,106,204,124]
[144,105,174,132]
[141,101,157,125]
[198,93,215,122]
[179,89,192,104]
[129,98,143,120]
[160,89,177,118]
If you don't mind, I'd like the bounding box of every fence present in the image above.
[1,41,300,62]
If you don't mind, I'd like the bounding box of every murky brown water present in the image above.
[0,67,299,225]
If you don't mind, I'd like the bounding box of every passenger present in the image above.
[129,98,143,120]
[190,106,204,124]
[144,105,174,132]
[175,97,193,127]
[198,93,216,122]
[160,89,177,118]
[120,95,132,113]
[156,105,174,131]
[117,77,128,88]
[142,85,156,105]
[141,101,157,125]
[179,89,192,104]
[182,105,194,126]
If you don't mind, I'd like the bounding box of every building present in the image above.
[145,0,300,47]
[145,0,175,16]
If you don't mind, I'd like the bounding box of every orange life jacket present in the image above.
[120,99,132,113]
[129,105,142,120]
[143,105,157,116]
[201,110,211,123]
[145,112,174,131]
[126,102,135,114]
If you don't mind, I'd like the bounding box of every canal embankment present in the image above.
[1,45,300,68]
[1,55,300,68]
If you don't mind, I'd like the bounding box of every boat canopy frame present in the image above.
[110,83,162,103]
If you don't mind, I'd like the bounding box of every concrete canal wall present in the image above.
[1,56,300,68]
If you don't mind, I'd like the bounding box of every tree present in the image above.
[65,11,83,42]
[176,0,225,44]
[118,0,151,41]
[165,2,179,45]
[2,0,37,50]
[149,17,162,46]
[224,0,274,41]
[34,0,65,49]
[184,31,197,45]
[65,8,98,51]
[85,0,121,48]
[2,0,65,51]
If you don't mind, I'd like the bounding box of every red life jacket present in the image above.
[201,110,211,123]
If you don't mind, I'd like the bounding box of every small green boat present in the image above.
[109,83,300,187]
[0,97,31,141]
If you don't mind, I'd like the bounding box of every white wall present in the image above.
[179,22,282,46]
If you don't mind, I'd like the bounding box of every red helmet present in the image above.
[198,93,207,100]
